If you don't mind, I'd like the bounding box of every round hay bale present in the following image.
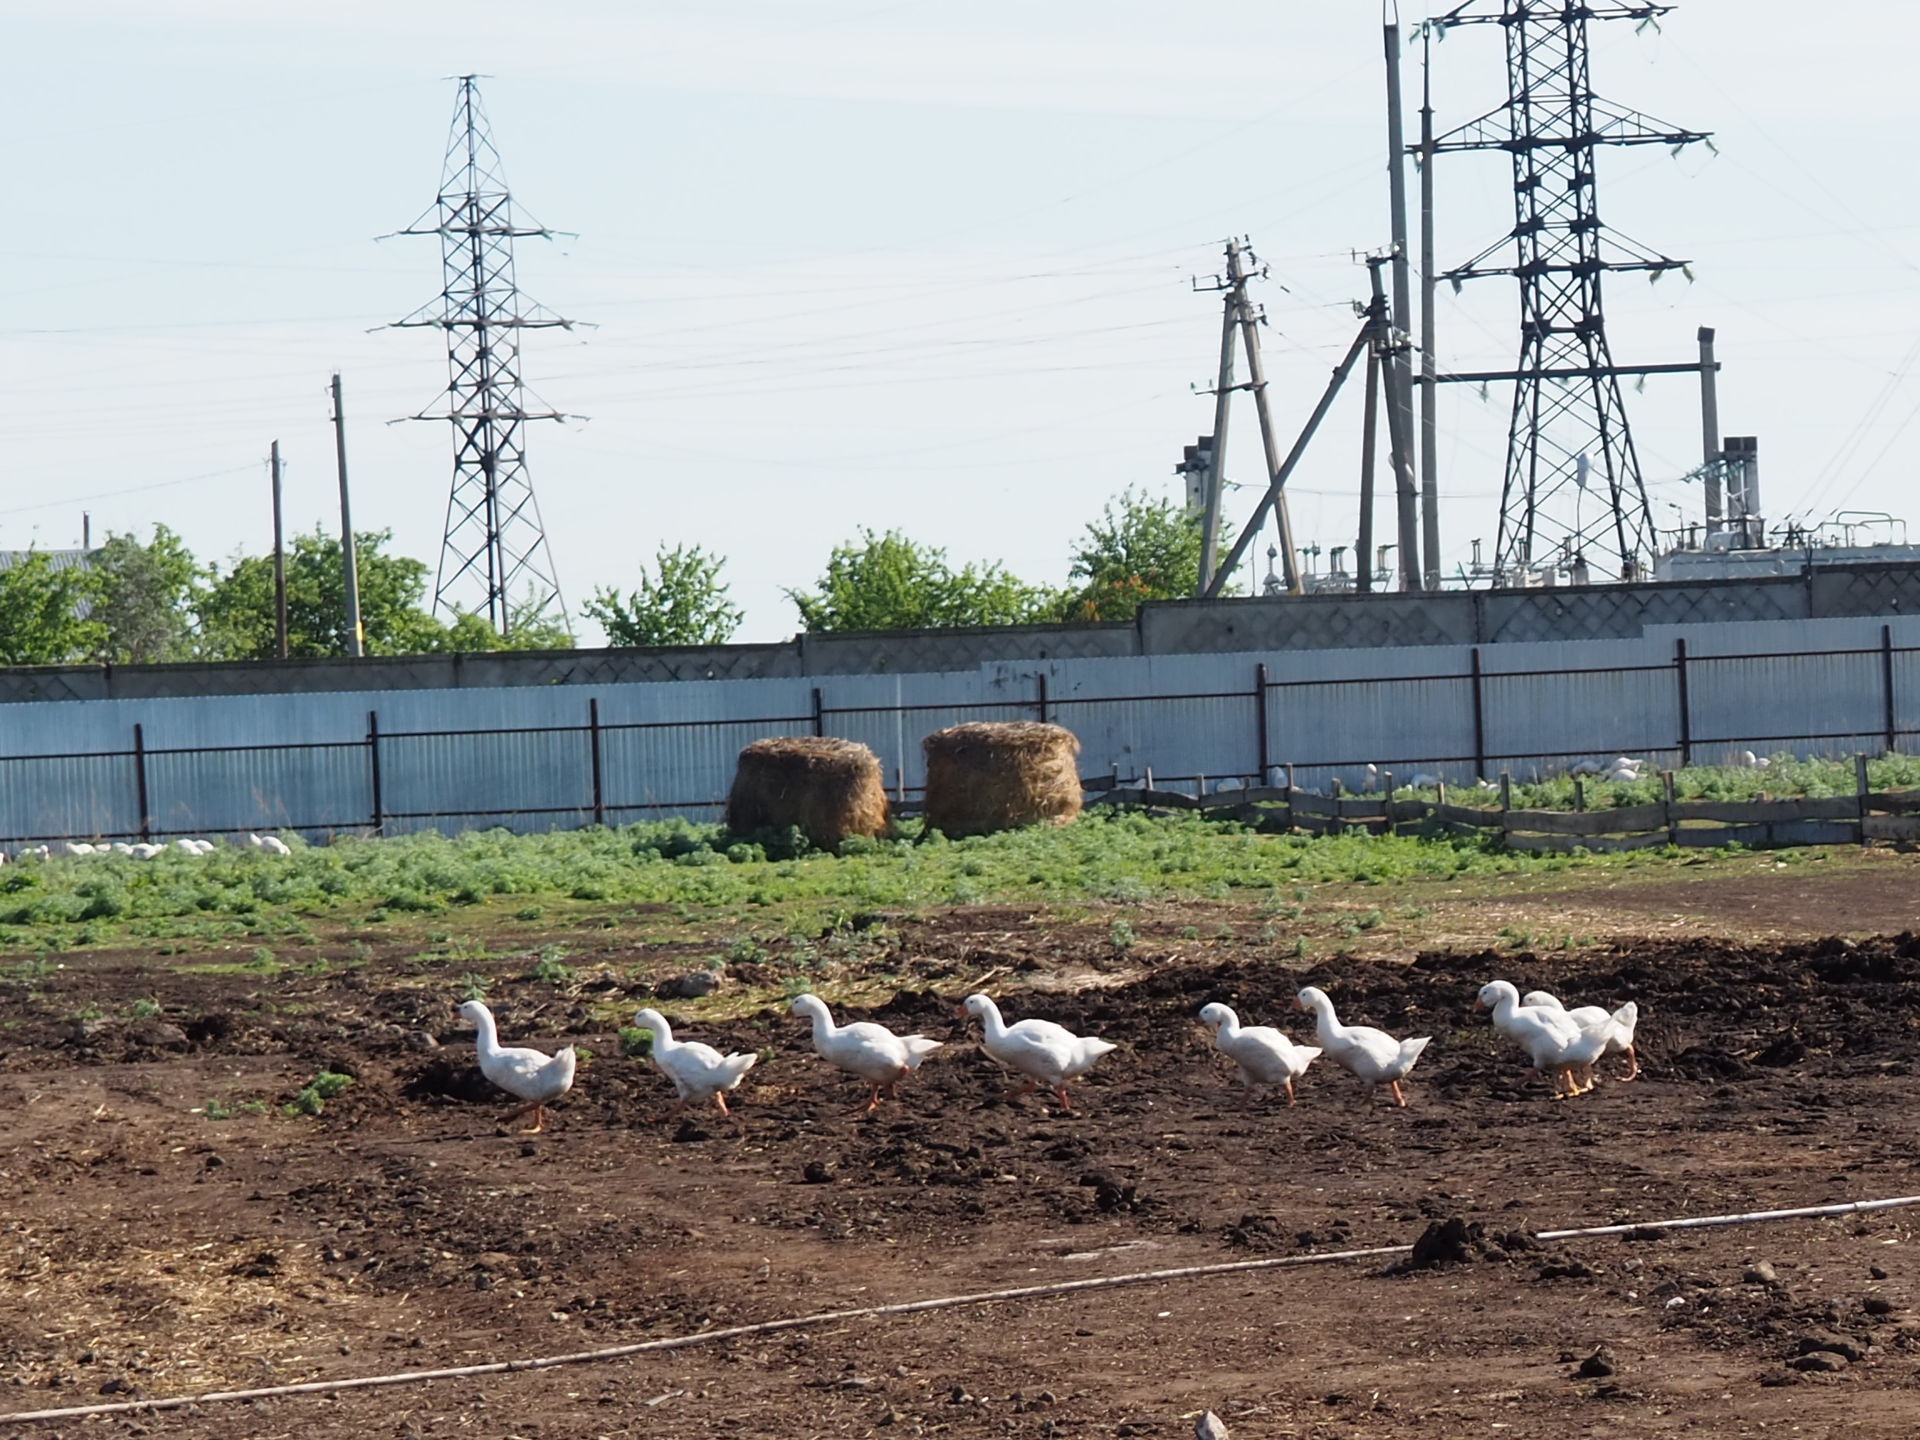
[725,736,890,851]
[921,721,1082,837]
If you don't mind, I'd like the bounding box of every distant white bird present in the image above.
[1739,750,1773,770]
[1569,758,1604,778]
[1198,1002,1321,1108]
[1408,772,1442,789]
[110,842,135,856]
[632,1007,757,1117]
[17,845,49,861]
[457,999,577,1133]
[173,838,216,856]
[60,842,95,857]
[959,993,1115,1112]
[1361,763,1380,794]
[247,833,293,856]
[790,993,943,1112]
[130,842,165,860]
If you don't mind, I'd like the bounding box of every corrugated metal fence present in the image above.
[0,614,1914,844]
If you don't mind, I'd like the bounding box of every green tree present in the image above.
[788,529,1056,633]
[89,524,205,664]
[1059,487,1204,622]
[0,550,104,665]
[431,602,575,653]
[200,528,450,660]
[584,543,743,647]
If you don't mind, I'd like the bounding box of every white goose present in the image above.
[1198,1002,1321,1108]
[789,994,942,1111]
[1475,981,1606,1099]
[457,999,577,1133]
[1294,986,1430,1107]
[632,1007,757,1117]
[1524,989,1640,1082]
[959,993,1115,1112]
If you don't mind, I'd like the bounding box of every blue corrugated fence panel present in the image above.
[380,729,592,821]
[144,745,371,836]
[0,752,138,840]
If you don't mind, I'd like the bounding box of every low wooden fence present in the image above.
[1087,757,1920,853]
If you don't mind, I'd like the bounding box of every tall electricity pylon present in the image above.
[1427,3,1708,582]
[394,75,576,637]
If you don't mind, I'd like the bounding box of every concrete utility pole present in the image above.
[1357,340,1381,592]
[1417,27,1441,588]
[1195,240,1244,597]
[270,440,288,661]
[331,374,364,657]
[1697,327,1723,536]
[1368,257,1421,592]
[1233,279,1302,595]
[1384,19,1421,586]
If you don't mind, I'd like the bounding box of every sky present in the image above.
[0,1,1914,642]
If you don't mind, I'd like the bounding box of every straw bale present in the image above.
[921,721,1082,837]
[725,736,890,850]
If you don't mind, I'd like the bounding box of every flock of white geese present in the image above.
[455,978,1641,1132]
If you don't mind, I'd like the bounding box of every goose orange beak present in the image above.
[1471,998,1486,1012]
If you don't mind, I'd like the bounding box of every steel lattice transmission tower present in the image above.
[1429,3,1707,581]
[394,75,576,636]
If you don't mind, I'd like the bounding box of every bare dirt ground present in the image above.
[4,858,1920,1440]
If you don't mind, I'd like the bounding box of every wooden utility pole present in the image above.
[331,374,364,657]
[270,439,288,660]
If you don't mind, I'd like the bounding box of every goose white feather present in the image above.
[790,993,942,1111]
[1476,981,1606,1098]
[457,999,576,1132]
[1293,986,1429,1106]
[632,1007,757,1116]
[1523,989,1640,1081]
[960,993,1115,1111]
[1198,1002,1321,1108]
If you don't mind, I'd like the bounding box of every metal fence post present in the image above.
[1675,638,1693,766]
[1036,672,1048,723]
[1883,624,1897,756]
[811,687,824,738]
[1254,663,1270,786]
[1470,647,1486,779]
[132,724,151,843]
[367,710,384,836]
[1498,769,1512,847]
[589,698,606,828]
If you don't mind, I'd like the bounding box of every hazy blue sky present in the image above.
[0,1,1912,640]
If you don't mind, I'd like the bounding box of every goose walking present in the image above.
[1294,986,1430,1106]
[1523,989,1640,1082]
[959,993,1115,1112]
[789,994,942,1111]
[1198,1002,1321,1108]
[1475,981,1606,1099]
[632,1007,757,1117]
[457,999,577,1133]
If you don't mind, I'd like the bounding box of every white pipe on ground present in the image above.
[7,1191,1917,1426]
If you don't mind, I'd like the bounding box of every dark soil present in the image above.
[4,916,1920,1438]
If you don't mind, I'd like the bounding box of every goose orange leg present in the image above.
[1389,1080,1408,1107]
[504,1100,546,1133]
[1618,1046,1640,1081]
